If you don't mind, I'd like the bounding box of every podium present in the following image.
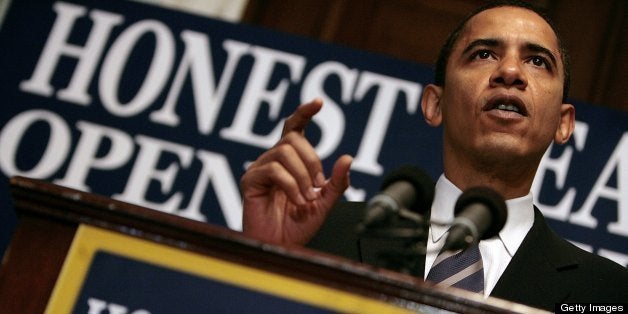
[0,176,544,313]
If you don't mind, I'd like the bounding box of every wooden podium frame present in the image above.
[0,176,543,313]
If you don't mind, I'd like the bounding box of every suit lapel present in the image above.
[490,207,580,308]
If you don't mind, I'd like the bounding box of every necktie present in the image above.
[426,243,484,293]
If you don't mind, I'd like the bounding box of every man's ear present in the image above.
[554,103,575,144]
[421,84,443,127]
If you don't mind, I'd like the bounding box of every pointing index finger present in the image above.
[282,98,323,136]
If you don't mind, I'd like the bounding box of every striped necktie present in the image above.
[426,243,484,293]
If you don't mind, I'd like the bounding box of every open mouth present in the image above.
[484,96,528,116]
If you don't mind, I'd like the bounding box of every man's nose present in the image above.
[489,55,528,90]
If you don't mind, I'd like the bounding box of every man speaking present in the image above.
[239,1,628,311]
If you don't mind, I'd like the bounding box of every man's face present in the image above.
[438,6,571,167]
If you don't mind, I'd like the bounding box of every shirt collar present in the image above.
[429,175,534,256]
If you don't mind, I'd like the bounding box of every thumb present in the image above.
[321,155,352,202]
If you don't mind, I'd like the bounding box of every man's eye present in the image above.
[473,50,492,59]
[529,56,549,68]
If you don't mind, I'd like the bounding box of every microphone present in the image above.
[443,186,508,251]
[357,165,434,232]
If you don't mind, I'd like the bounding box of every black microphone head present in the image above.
[454,186,507,240]
[380,165,435,214]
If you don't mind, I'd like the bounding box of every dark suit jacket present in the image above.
[307,202,628,311]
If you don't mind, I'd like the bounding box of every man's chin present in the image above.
[476,139,531,164]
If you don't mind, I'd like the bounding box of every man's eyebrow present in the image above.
[526,42,558,68]
[461,38,499,55]
[461,38,559,68]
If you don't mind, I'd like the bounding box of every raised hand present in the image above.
[241,98,352,245]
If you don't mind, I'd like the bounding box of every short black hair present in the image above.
[434,0,571,102]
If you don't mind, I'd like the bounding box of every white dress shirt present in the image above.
[424,175,535,297]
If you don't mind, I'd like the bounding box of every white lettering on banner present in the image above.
[570,132,628,236]
[112,135,196,218]
[598,248,628,268]
[220,45,306,148]
[149,36,248,134]
[87,297,151,314]
[300,61,356,158]
[54,121,135,192]
[18,1,423,173]
[188,150,242,226]
[0,110,243,230]
[99,20,175,116]
[19,2,124,104]
[536,126,628,232]
[533,121,589,220]
[11,1,420,233]
[109,133,241,228]
[0,110,71,178]
[352,72,423,176]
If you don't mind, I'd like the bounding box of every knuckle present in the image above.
[266,160,283,173]
[281,131,300,142]
[274,143,295,156]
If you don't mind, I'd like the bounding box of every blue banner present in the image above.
[75,251,332,313]
[47,225,413,313]
[0,0,626,267]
